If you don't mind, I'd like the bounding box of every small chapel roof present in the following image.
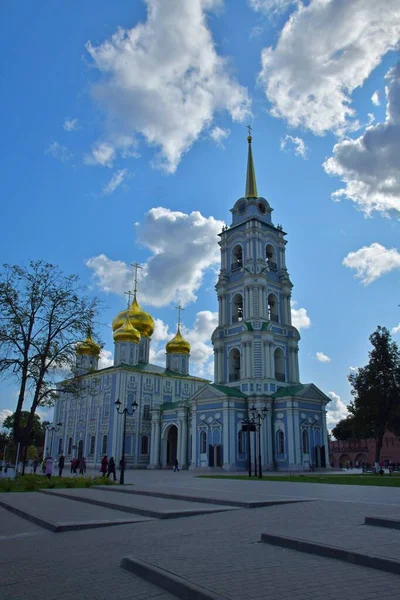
[211,384,248,398]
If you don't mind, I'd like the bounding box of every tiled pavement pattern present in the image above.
[2,472,400,599]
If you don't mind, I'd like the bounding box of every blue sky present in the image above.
[1,0,400,430]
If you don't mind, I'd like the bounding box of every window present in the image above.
[302,430,309,454]
[232,293,243,323]
[268,293,279,323]
[146,378,151,385]
[67,437,72,455]
[89,435,96,456]
[266,244,277,271]
[200,431,207,454]
[103,396,110,417]
[274,348,285,382]
[125,434,133,455]
[229,347,241,382]
[231,244,243,270]
[143,405,151,419]
[141,436,149,454]
[238,430,245,455]
[57,438,63,455]
[101,435,108,455]
[277,430,285,454]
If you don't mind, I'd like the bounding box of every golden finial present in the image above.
[245,126,258,198]
[175,304,184,328]
[130,262,142,298]
[124,290,133,308]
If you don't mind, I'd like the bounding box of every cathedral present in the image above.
[48,134,330,472]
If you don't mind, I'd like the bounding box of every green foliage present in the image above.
[0,473,117,493]
[332,415,359,440]
[3,412,45,447]
[347,326,400,461]
[199,475,400,487]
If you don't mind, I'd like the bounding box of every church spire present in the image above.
[245,125,258,199]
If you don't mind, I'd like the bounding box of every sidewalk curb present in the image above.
[95,486,308,509]
[365,516,400,530]
[261,532,400,575]
[121,555,227,600]
[0,498,57,532]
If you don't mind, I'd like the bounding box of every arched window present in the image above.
[232,293,243,323]
[274,348,285,382]
[277,430,285,454]
[228,348,241,382]
[302,430,309,454]
[200,431,207,454]
[141,436,149,454]
[57,438,63,455]
[238,430,245,455]
[231,244,243,270]
[125,434,133,455]
[89,435,96,456]
[67,437,72,455]
[268,293,279,322]
[143,405,151,420]
[266,244,277,271]
[101,434,108,455]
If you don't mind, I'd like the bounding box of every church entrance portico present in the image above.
[162,424,178,468]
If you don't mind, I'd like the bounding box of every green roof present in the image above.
[63,362,209,383]
[211,384,247,398]
[272,384,307,398]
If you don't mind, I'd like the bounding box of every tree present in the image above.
[0,261,101,471]
[3,411,45,448]
[348,326,400,466]
[331,415,358,441]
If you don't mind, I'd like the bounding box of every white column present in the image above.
[264,343,270,378]
[180,415,188,468]
[289,349,295,383]
[286,406,295,466]
[295,349,300,383]
[223,403,230,466]
[322,409,329,468]
[247,343,252,379]
[249,287,253,318]
[177,420,182,466]
[293,408,301,467]
[266,411,273,467]
[270,344,275,379]
[260,341,265,378]
[190,408,197,469]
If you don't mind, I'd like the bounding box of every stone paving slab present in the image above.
[97,485,305,509]
[42,487,238,519]
[0,492,153,532]
[365,515,400,530]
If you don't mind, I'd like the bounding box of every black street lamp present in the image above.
[46,422,62,456]
[241,416,256,477]
[250,405,268,479]
[115,398,138,484]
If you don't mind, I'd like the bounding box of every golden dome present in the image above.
[76,334,101,357]
[166,326,191,355]
[112,295,155,338]
[113,316,141,344]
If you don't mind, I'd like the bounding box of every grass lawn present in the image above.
[0,473,116,493]
[198,474,400,487]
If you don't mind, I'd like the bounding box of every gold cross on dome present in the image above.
[175,304,184,327]
[130,262,142,295]
[124,290,133,307]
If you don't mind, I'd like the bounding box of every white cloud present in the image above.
[323,62,400,217]
[63,118,78,131]
[87,207,224,307]
[326,391,349,431]
[46,141,72,162]
[249,0,297,16]
[98,349,114,369]
[0,409,12,428]
[258,1,400,135]
[102,169,127,195]
[84,142,116,167]
[210,126,230,147]
[349,366,359,373]
[85,0,250,173]
[371,91,380,107]
[280,134,308,158]
[149,311,217,379]
[249,25,264,40]
[316,351,331,363]
[290,300,311,330]
[392,324,400,335]
[342,242,400,285]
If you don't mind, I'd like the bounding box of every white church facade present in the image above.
[49,134,330,471]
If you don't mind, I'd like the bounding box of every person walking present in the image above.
[32,457,39,475]
[58,454,65,477]
[173,458,179,472]
[79,456,86,475]
[107,456,117,481]
[45,457,54,479]
[101,455,108,477]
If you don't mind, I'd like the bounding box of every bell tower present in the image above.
[211,130,300,395]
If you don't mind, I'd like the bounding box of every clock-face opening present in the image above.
[258,202,266,214]
[238,201,247,215]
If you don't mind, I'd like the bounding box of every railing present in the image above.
[229,373,241,382]
[231,262,242,271]
[275,372,285,382]
[270,314,279,322]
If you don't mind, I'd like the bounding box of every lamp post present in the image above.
[46,422,62,456]
[241,416,257,477]
[250,405,267,479]
[115,398,138,484]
